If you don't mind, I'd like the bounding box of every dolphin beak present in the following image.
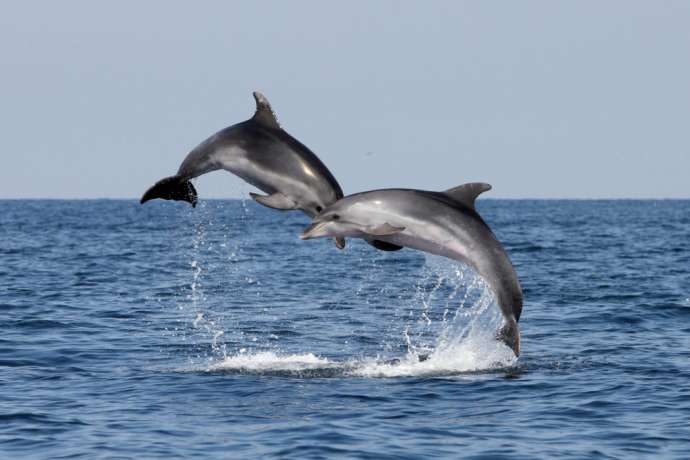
[301,222,345,249]
[300,221,328,240]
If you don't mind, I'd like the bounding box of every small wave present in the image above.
[10,319,71,330]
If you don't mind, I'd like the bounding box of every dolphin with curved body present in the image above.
[300,183,523,356]
[141,91,346,248]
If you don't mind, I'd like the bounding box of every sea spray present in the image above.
[350,255,516,377]
[203,251,516,377]
[168,200,237,365]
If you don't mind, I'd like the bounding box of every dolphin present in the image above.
[140,91,346,248]
[300,183,523,356]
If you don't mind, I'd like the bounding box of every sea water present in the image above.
[1,199,689,459]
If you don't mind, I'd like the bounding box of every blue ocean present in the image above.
[1,199,689,459]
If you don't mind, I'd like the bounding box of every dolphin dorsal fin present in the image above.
[251,91,281,129]
[443,182,492,210]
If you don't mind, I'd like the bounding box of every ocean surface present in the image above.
[1,198,689,459]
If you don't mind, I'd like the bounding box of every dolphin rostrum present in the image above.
[300,183,523,356]
[141,91,346,248]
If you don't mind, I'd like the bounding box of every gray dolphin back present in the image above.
[428,186,523,354]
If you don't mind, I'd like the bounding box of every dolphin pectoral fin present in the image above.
[444,183,492,210]
[141,176,198,207]
[334,237,346,250]
[249,192,297,211]
[366,223,405,236]
[368,239,403,251]
[251,91,281,129]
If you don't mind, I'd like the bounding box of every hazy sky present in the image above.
[1,1,689,199]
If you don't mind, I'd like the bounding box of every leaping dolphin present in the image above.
[300,183,523,356]
[141,91,345,248]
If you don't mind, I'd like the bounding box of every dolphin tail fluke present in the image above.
[497,318,520,357]
[140,176,198,207]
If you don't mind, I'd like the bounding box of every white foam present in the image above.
[349,336,516,378]
[202,343,515,378]
[208,351,333,373]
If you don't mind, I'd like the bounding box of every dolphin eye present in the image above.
[332,214,340,221]
[315,206,323,213]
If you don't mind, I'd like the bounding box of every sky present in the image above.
[1,1,689,199]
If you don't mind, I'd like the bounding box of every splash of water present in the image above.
[171,204,517,377]
[194,253,516,377]
[167,201,235,364]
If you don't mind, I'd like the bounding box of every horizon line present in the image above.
[1,196,689,201]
